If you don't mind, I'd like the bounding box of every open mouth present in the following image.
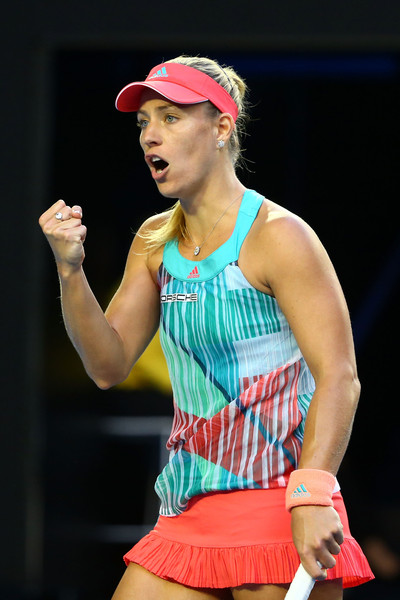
[151,156,169,174]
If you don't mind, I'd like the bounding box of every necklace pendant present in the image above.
[193,246,200,256]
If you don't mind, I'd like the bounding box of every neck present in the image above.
[179,178,246,257]
[179,174,245,240]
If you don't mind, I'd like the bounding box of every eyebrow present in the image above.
[137,103,179,118]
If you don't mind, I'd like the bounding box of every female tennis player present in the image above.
[39,55,373,599]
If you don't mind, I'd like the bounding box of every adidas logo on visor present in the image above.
[148,67,168,80]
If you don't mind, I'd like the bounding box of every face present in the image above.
[137,90,220,199]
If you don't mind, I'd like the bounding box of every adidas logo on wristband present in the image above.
[291,484,311,499]
[286,469,336,511]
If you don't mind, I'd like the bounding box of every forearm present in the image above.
[58,266,128,388]
[288,371,359,578]
[298,369,360,475]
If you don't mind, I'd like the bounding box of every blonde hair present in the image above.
[140,55,250,252]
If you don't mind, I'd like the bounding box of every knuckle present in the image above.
[312,539,324,552]
[42,223,53,235]
[64,231,76,242]
[301,548,315,563]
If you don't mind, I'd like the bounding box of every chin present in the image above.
[155,174,200,202]
[157,187,179,200]
[155,180,183,200]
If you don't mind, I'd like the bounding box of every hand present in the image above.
[291,505,344,580]
[39,199,87,275]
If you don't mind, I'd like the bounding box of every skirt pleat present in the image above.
[123,488,374,589]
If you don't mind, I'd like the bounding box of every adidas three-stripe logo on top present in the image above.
[187,266,200,279]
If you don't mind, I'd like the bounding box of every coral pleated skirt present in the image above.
[123,488,373,589]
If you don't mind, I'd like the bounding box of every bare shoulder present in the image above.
[241,198,333,294]
[255,199,329,263]
[253,199,320,246]
[132,211,171,250]
[126,210,171,279]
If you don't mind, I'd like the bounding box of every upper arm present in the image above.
[104,218,163,370]
[263,215,357,382]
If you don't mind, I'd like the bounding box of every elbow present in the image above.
[353,373,361,400]
[346,361,361,401]
[89,367,130,391]
[344,375,361,421]
[315,362,361,409]
[352,374,361,411]
[339,364,361,411]
[94,378,115,391]
[82,346,134,390]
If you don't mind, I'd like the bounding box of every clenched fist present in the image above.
[39,199,87,276]
[291,504,344,580]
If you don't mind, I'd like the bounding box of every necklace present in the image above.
[183,192,243,256]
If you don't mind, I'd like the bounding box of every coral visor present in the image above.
[115,62,239,122]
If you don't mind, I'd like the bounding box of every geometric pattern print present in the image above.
[156,261,315,515]
[155,362,307,515]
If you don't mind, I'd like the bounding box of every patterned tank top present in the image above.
[155,189,315,516]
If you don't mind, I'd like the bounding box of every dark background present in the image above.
[1,1,400,599]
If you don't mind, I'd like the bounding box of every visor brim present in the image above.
[115,81,209,112]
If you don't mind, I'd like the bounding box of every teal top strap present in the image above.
[163,189,264,282]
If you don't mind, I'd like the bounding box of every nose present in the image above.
[140,120,162,148]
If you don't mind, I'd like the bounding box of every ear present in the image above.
[216,112,235,144]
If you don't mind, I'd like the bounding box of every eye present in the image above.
[165,114,177,124]
[137,119,149,130]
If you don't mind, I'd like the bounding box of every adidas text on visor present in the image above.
[115,63,239,122]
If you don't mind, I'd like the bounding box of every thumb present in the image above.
[71,205,83,219]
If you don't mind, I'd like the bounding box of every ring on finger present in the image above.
[55,212,63,221]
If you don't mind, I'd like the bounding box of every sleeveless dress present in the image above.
[123,189,373,589]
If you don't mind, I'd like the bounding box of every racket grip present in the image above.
[285,564,316,600]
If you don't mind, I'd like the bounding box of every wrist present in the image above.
[285,468,336,512]
[57,262,83,281]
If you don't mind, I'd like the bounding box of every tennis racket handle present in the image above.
[285,564,316,600]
